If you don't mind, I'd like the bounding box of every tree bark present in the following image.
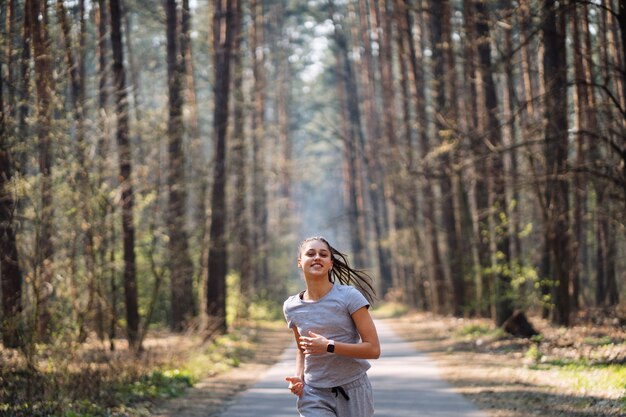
[250,0,269,292]
[542,0,571,326]
[230,0,252,317]
[355,0,392,287]
[205,0,234,334]
[331,9,368,271]
[30,0,55,341]
[473,0,513,325]
[0,8,23,345]
[109,0,140,349]
[165,0,195,331]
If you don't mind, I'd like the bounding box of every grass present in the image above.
[372,302,409,319]
[0,321,273,417]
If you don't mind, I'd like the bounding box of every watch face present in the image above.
[327,343,335,353]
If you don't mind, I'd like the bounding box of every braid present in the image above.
[299,236,377,304]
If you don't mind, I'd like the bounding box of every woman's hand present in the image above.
[299,331,329,355]
[285,376,304,396]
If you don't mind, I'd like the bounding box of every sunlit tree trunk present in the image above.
[110,0,140,349]
[543,0,571,326]
[375,0,406,293]
[409,0,445,313]
[398,0,429,309]
[165,0,195,331]
[355,0,392,286]
[462,0,489,316]
[230,0,252,317]
[394,0,420,307]
[329,2,368,270]
[205,0,235,334]
[181,0,207,286]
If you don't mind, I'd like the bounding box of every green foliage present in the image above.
[456,323,492,338]
[371,302,409,319]
[454,322,506,341]
[248,298,283,322]
[118,369,193,402]
[525,344,543,363]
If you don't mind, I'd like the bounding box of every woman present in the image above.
[283,236,380,417]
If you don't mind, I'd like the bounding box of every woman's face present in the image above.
[298,239,333,278]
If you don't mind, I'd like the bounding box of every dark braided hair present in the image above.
[299,236,377,304]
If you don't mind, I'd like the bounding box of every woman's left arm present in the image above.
[300,306,380,359]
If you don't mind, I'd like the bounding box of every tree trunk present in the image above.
[250,0,269,293]
[181,0,206,294]
[205,0,234,334]
[569,2,589,311]
[542,0,571,326]
[30,0,54,341]
[330,6,368,271]
[57,0,96,342]
[618,0,626,108]
[463,0,490,316]
[165,0,195,331]
[474,0,513,326]
[230,0,252,317]
[0,20,23,345]
[95,0,110,344]
[109,0,140,349]
[355,0,392,287]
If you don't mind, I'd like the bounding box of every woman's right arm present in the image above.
[285,327,305,396]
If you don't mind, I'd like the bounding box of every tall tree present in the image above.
[329,0,368,270]
[57,0,97,341]
[0,2,23,346]
[30,0,55,340]
[542,0,571,326]
[433,0,465,316]
[230,0,252,317]
[205,0,235,334]
[250,0,269,292]
[354,0,393,290]
[474,0,513,325]
[109,0,140,348]
[165,0,195,331]
[462,0,490,316]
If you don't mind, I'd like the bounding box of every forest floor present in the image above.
[151,308,626,417]
[386,310,626,417]
[2,309,624,417]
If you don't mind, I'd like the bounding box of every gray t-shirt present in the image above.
[283,284,371,388]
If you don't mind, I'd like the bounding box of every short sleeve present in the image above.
[283,299,295,328]
[345,286,370,315]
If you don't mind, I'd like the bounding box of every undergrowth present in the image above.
[0,322,270,417]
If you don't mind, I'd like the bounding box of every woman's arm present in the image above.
[285,327,305,396]
[299,306,381,359]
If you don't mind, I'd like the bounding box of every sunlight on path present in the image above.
[219,320,487,417]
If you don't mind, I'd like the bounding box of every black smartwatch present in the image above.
[326,340,335,353]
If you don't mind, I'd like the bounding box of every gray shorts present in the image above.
[297,373,374,417]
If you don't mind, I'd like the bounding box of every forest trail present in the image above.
[166,319,486,417]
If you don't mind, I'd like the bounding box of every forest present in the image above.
[0,0,625,414]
